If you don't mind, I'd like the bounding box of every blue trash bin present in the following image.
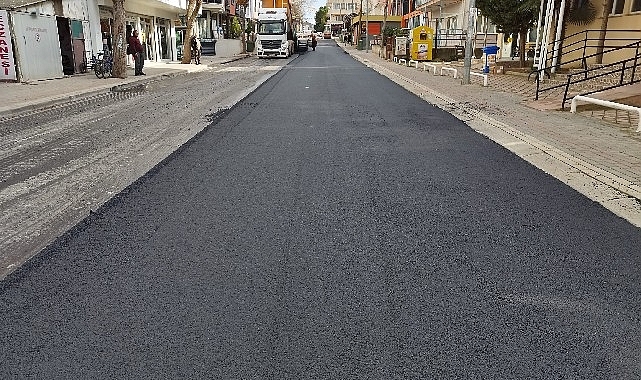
[482,45,500,73]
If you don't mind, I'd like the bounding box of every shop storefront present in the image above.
[97,2,180,62]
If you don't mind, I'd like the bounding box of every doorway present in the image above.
[159,24,169,59]
[57,17,74,75]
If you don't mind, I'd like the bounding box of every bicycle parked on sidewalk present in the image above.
[79,51,100,75]
[93,50,114,79]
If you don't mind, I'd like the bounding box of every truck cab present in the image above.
[256,9,294,58]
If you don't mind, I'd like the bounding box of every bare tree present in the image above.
[237,0,248,54]
[379,0,389,58]
[111,0,128,78]
[358,0,363,41]
[289,0,303,19]
[182,0,204,64]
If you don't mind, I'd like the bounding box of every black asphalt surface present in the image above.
[1,40,640,378]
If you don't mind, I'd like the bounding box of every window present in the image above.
[632,0,641,11]
[610,0,625,14]
[258,21,285,34]
[446,16,457,32]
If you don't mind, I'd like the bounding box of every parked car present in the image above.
[296,36,308,52]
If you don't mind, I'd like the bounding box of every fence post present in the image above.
[582,30,588,62]
[632,42,640,83]
[562,75,572,109]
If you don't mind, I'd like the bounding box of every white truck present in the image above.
[255,8,294,58]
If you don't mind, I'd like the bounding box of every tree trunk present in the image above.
[242,16,246,53]
[358,0,363,42]
[111,0,127,78]
[181,0,203,64]
[380,0,388,58]
[596,0,613,64]
[238,0,248,54]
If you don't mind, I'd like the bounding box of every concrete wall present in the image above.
[211,39,243,57]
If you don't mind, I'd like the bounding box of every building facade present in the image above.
[97,0,186,63]
[1,0,187,82]
[560,0,641,66]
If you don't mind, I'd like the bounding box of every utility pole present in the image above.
[365,0,369,52]
[462,0,476,85]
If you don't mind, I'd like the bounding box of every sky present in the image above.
[304,0,327,23]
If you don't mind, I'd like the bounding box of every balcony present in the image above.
[203,0,225,12]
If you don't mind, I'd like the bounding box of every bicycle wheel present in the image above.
[94,60,104,79]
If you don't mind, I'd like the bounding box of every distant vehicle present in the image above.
[323,25,331,39]
[296,36,308,52]
[316,32,323,39]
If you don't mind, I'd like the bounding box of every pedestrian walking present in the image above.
[128,30,145,76]
[311,33,317,51]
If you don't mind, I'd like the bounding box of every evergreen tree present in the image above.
[315,6,329,32]
[476,0,539,67]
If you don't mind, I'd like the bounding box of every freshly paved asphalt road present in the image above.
[1,40,640,378]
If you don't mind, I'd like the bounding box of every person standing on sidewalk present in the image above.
[190,36,201,65]
[128,30,145,76]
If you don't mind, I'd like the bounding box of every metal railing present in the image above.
[534,36,641,108]
[538,29,640,71]
[435,29,465,47]
[559,51,641,109]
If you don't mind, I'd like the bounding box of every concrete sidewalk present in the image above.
[0,55,248,116]
[342,44,641,227]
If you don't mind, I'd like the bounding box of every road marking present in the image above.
[215,66,281,72]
